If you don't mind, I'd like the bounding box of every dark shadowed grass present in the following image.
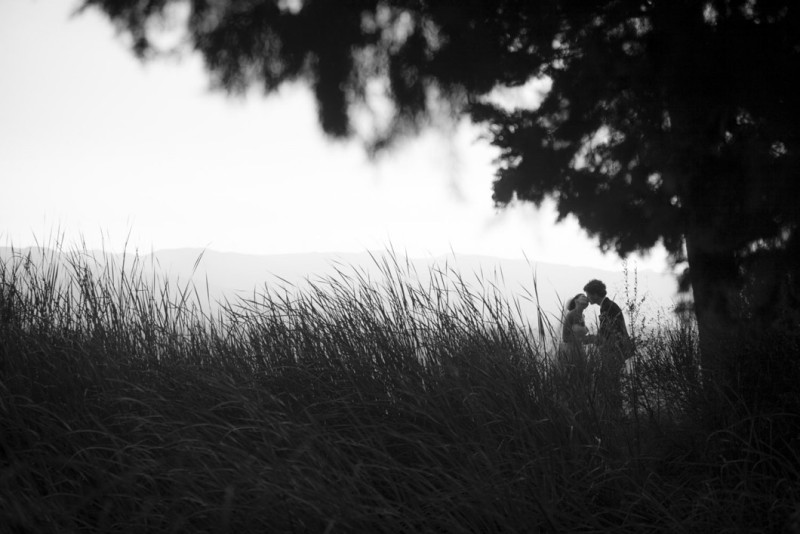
[1,244,798,533]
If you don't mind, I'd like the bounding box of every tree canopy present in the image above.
[79,0,800,376]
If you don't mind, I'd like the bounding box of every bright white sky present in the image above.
[0,0,670,272]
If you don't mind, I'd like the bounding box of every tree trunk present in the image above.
[684,223,742,392]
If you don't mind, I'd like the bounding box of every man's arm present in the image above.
[600,300,629,341]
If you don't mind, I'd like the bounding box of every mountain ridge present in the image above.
[1,246,679,324]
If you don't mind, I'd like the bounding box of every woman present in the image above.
[557,293,590,372]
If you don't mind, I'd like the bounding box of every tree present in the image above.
[79,0,799,390]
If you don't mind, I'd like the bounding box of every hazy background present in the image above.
[1,0,675,318]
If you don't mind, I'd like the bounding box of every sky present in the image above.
[0,0,671,273]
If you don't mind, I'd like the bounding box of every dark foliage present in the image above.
[2,247,799,532]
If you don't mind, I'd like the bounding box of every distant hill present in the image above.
[1,246,679,329]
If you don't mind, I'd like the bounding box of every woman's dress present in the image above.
[557,309,587,372]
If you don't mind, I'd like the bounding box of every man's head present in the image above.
[583,279,607,305]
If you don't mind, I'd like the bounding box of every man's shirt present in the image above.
[598,296,629,346]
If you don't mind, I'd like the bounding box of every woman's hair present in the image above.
[567,293,585,311]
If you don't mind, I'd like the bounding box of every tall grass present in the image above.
[1,244,798,533]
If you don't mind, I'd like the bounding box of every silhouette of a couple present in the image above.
[557,279,632,392]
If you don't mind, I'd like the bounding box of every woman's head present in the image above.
[568,293,589,311]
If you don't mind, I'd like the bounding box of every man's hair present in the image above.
[583,279,607,297]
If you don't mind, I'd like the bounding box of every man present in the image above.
[583,279,630,355]
[584,279,632,414]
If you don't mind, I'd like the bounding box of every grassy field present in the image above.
[1,245,798,533]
